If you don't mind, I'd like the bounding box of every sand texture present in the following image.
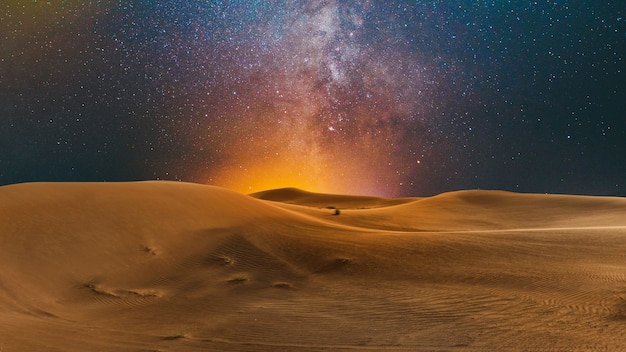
[1,181,626,351]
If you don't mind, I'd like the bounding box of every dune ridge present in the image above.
[1,181,626,351]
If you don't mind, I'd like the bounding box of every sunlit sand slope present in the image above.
[1,182,625,351]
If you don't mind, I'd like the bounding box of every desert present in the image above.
[1,181,626,351]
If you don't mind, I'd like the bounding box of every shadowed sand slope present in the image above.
[1,181,626,351]
[250,187,417,208]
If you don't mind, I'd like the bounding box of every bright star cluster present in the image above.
[1,1,624,196]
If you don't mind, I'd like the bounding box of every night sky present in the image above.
[1,1,624,197]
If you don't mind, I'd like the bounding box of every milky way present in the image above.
[1,1,624,196]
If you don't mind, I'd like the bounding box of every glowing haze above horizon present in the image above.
[1,1,624,197]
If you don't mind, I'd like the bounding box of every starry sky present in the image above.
[1,1,624,197]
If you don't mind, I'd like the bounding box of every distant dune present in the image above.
[1,181,626,351]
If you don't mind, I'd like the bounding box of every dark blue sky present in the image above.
[1,1,624,196]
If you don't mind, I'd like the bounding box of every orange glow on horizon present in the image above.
[207,153,396,197]
[216,164,329,194]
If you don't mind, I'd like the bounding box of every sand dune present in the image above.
[251,187,417,208]
[1,181,626,351]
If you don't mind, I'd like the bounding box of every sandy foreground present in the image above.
[1,181,625,351]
